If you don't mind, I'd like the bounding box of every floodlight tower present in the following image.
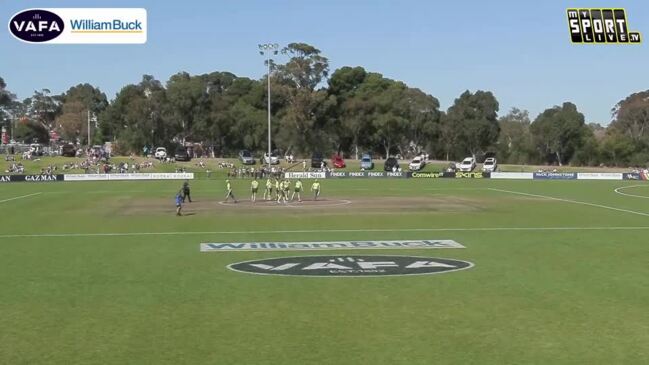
[258,43,279,170]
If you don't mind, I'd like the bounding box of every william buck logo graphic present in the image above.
[228,255,474,277]
[567,9,641,44]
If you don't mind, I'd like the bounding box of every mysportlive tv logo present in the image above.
[567,8,641,44]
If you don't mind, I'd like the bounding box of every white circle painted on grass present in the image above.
[286,199,352,208]
[218,199,352,208]
[613,185,649,199]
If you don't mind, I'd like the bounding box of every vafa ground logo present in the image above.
[8,8,147,44]
[567,8,641,44]
[228,255,474,277]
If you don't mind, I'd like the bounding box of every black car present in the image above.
[311,152,325,168]
[61,144,76,157]
[384,157,399,171]
[175,147,191,161]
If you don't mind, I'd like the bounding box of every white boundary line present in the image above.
[0,192,42,204]
[614,185,649,199]
[2,226,649,239]
[488,188,649,217]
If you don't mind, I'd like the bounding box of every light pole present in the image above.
[87,110,91,147]
[258,43,279,171]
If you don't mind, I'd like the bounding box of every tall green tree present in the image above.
[274,43,330,154]
[446,90,500,158]
[497,108,536,164]
[23,89,61,131]
[56,84,108,144]
[599,131,636,166]
[0,77,14,108]
[202,75,266,155]
[327,66,372,158]
[165,72,210,143]
[398,87,441,157]
[611,90,649,143]
[0,77,16,137]
[14,119,49,144]
[101,75,169,153]
[530,102,586,165]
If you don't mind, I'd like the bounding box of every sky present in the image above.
[1,0,648,124]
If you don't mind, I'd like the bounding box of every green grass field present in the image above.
[1,177,649,364]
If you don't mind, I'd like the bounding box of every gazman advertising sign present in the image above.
[9,8,147,44]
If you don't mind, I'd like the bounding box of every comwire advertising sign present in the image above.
[9,8,147,44]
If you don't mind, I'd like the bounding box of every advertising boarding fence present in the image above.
[63,173,194,181]
[533,172,577,180]
[0,174,64,183]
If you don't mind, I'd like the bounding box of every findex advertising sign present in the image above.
[327,171,406,178]
[9,8,147,44]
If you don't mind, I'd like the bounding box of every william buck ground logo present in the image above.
[227,255,473,277]
[567,8,641,44]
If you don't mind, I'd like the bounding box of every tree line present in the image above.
[1,42,649,167]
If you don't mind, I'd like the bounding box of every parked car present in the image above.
[408,156,426,171]
[459,157,476,172]
[263,152,280,165]
[384,157,400,171]
[311,152,324,168]
[61,144,76,157]
[239,150,255,165]
[154,147,167,160]
[360,154,374,170]
[175,147,191,162]
[482,157,497,172]
[331,154,346,168]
